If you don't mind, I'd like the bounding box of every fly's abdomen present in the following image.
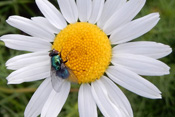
[56,68,70,79]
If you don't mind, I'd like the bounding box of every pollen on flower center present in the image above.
[52,22,111,83]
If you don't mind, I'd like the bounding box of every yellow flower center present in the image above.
[52,22,111,83]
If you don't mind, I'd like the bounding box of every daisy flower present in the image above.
[1,0,172,116]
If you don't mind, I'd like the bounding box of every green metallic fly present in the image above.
[49,49,77,92]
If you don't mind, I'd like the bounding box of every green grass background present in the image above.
[0,0,175,117]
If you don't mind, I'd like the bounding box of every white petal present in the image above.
[110,13,160,44]
[77,0,92,22]
[6,52,49,66]
[98,0,126,28]
[88,0,104,24]
[113,41,172,59]
[41,81,70,117]
[7,62,50,84]
[6,16,54,41]
[91,78,125,117]
[103,0,146,35]
[36,0,67,29]
[106,65,162,99]
[78,84,97,117]
[101,76,133,117]
[24,78,52,117]
[1,34,51,52]
[57,0,78,23]
[112,53,170,76]
[6,53,50,70]
[31,16,60,34]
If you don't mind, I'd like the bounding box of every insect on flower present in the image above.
[49,49,77,92]
[1,0,172,116]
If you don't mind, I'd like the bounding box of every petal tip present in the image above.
[7,81,12,85]
[156,94,162,99]
[168,46,173,53]
[8,80,21,85]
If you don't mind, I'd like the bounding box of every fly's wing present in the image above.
[51,68,64,92]
[67,68,78,83]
